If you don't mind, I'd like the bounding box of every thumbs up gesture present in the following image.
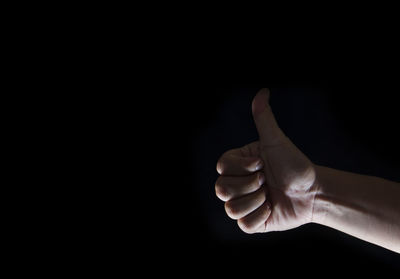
[216,88,318,233]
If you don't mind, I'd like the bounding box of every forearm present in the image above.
[312,165,400,253]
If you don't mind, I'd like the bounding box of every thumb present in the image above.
[252,88,287,146]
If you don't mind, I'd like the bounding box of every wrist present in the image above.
[311,165,332,225]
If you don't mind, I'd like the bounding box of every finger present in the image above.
[215,172,265,201]
[237,141,260,157]
[217,153,263,176]
[220,142,260,158]
[237,201,272,234]
[224,187,268,220]
[252,88,288,148]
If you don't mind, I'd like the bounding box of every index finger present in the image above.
[216,151,263,176]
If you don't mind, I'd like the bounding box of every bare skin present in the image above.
[215,88,400,253]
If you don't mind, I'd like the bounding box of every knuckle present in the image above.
[216,160,223,174]
[237,219,256,234]
[215,182,230,201]
[244,172,262,193]
[224,201,239,219]
[256,188,267,203]
[215,179,230,201]
[257,172,265,186]
[216,151,231,174]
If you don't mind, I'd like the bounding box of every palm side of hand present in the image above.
[240,140,317,232]
[216,88,318,234]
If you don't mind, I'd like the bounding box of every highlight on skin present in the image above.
[215,88,400,253]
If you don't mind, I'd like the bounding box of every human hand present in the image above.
[215,88,318,233]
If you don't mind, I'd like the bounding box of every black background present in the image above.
[156,82,400,274]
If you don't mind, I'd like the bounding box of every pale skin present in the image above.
[215,88,400,253]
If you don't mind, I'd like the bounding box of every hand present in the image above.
[215,88,318,233]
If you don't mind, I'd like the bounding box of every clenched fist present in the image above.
[215,88,319,234]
